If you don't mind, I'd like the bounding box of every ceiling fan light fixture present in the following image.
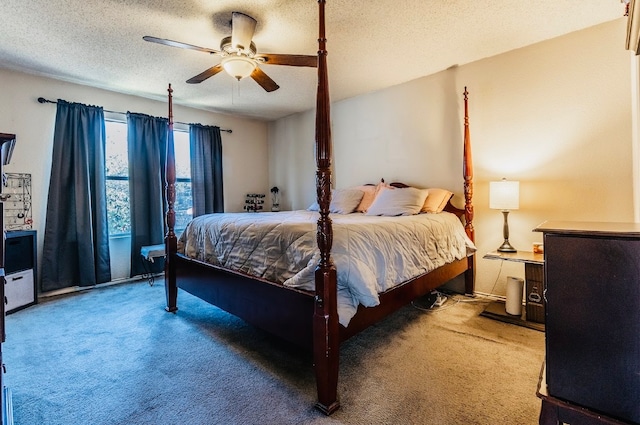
[144,11,315,91]
[222,55,256,80]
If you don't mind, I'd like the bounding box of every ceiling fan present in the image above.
[143,12,317,92]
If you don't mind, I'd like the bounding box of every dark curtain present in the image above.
[127,112,167,277]
[190,124,224,216]
[41,100,111,291]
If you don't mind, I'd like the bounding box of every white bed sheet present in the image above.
[178,210,475,326]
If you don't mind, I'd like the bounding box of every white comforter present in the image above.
[178,210,475,326]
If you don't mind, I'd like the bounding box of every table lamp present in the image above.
[490,178,519,252]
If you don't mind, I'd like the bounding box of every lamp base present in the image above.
[497,240,517,253]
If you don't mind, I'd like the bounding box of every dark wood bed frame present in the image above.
[163,0,475,415]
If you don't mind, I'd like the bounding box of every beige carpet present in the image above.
[5,281,545,424]
[328,295,546,424]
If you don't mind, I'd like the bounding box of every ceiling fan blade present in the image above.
[186,64,224,84]
[250,67,279,92]
[256,54,317,68]
[231,12,257,52]
[143,36,220,54]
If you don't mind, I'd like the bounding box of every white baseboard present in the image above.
[39,273,162,299]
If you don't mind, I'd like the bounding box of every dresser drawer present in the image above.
[5,269,35,313]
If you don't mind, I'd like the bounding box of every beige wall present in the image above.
[268,18,633,297]
[0,69,269,282]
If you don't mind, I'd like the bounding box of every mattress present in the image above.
[178,210,475,326]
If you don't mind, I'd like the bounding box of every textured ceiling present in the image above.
[0,0,626,121]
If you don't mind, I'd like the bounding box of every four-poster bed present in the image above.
[163,0,475,415]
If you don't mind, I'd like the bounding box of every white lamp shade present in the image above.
[222,55,256,80]
[490,180,519,210]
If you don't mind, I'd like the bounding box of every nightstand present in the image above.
[481,251,545,331]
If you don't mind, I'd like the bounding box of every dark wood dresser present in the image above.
[535,221,640,424]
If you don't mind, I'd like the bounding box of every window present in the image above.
[173,131,193,230]
[105,120,130,235]
[105,119,192,236]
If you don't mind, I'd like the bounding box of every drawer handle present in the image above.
[10,275,23,281]
[528,292,542,303]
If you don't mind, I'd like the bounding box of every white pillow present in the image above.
[330,188,364,214]
[365,186,429,216]
[307,188,364,214]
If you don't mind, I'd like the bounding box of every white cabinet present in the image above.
[5,270,33,313]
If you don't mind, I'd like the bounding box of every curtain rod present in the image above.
[36,97,233,133]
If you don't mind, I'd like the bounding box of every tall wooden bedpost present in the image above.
[313,0,340,415]
[463,87,476,296]
[165,84,178,312]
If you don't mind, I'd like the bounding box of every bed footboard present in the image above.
[174,254,316,348]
